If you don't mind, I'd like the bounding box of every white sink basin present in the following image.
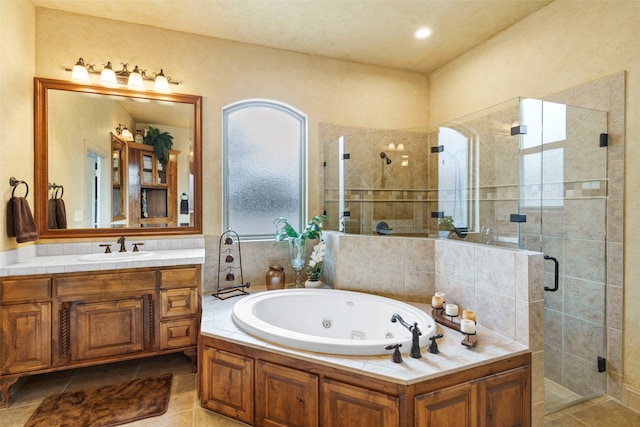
[78,251,153,262]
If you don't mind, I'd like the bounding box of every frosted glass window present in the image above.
[223,100,306,239]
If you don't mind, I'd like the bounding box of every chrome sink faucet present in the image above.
[117,236,126,252]
[390,313,422,359]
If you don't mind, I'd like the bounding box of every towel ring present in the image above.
[48,183,64,199]
[9,177,29,198]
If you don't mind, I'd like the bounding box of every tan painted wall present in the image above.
[1,5,428,247]
[0,0,36,252]
[30,8,429,240]
[428,0,640,396]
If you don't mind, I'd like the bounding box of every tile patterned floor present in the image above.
[2,353,640,426]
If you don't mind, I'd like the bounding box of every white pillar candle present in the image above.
[462,310,476,323]
[434,292,446,302]
[431,296,443,308]
[460,319,476,334]
[445,303,458,316]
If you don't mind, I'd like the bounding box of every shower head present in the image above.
[380,152,392,164]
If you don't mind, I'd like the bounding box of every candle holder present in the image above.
[431,307,478,348]
[461,331,478,347]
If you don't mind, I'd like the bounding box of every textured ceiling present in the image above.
[33,0,553,73]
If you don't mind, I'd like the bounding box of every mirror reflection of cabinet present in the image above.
[128,142,179,227]
[111,133,127,222]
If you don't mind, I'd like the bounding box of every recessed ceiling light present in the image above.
[413,27,433,40]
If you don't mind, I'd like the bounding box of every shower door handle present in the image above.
[544,255,559,292]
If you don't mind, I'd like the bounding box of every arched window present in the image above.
[222,100,306,239]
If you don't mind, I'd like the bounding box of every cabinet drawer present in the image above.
[160,288,197,318]
[56,270,156,297]
[160,318,197,349]
[1,278,51,302]
[160,267,197,289]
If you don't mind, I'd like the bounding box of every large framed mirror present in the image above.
[34,77,202,238]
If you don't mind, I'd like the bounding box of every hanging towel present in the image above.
[180,199,189,215]
[48,198,58,229]
[7,197,39,243]
[180,193,189,214]
[55,198,67,229]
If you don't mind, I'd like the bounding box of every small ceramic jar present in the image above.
[265,265,285,290]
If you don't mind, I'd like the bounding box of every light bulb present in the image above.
[70,58,90,83]
[127,66,145,90]
[153,69,171,93]
[99,62,118,88]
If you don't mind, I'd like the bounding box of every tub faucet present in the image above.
[390,313,422,359]
[117,236,126,252]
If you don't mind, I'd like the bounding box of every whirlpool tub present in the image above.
[231,289,436,356]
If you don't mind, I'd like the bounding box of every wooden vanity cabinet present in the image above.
[199,335,531,427]
[0,265,201,408]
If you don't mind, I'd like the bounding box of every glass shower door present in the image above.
[519,99,608,412]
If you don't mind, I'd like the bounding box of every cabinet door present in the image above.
[200,347,254,424]
[257,361,319,427]
[71,298,145,360]
[477,366,530,427]
[1,303,51,374]
[322,378,399,427]
[415,382,475,427]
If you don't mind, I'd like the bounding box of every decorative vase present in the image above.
[288,238,306,288]
[304,279,324,288]
[266,264,285,290]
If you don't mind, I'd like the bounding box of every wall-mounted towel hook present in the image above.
[9,177,29,198]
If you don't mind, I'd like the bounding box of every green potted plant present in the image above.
[274,215,325,287]
[143,126,174,166]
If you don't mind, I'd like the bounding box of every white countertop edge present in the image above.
[0,248,205,276]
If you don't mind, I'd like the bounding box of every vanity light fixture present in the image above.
[387,142,405,151]
[66,57,178,92]
[115,124,134,141]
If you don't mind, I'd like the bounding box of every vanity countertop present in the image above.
[201,292,529,386]
[0,247,205,277]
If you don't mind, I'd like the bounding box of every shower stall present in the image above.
[323,97,609,412]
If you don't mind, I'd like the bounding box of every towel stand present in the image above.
[9,177,29,198]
